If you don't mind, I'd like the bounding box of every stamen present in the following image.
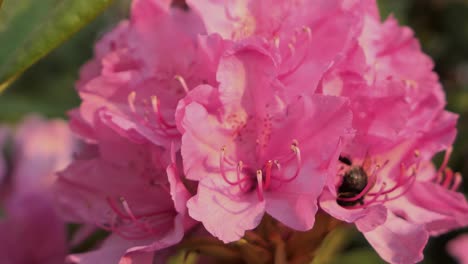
[128,91,137,113]
[237,161,244,184]
[174,75,189,94]
[273,160,281,171]
[273,36,280,48]
[437,147,453,182]
[120,197,138,221]
[220,146,247,185]
[119,197,172,235]
[126,91,179,139]
[451,172,462,191]
[302,26,312,39]
[256,170,264,201]
[278,141,302,183]
[378,175,416,203]
[220,146,231,185]
[150,95,176,129]
[442,168,454,189]
[350,183,387,209]
[264,160,273,190]
[106,197,132,220]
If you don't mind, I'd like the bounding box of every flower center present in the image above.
[219,140,302,201]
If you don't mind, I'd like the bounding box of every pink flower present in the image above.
[187,0,372,99]
[319,109,466,263]
[177,45,352,242]
[0,194,68,264]
[448,234,468,264]
[55,111,193,263]
[72,0,224,148]
[10,116,76,195]
[318,6,467,263]
[0,116,74,264]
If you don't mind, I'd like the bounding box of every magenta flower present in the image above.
[187,0,373,98]
[318,5,467,263]
[0,116,74,264]
[71,0,224,148]
[0,194,68,264]
[177,45,352,242]
[448,234,468,264]
[55,111,193,263]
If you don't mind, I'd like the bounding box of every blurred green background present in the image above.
[0,0,467,263]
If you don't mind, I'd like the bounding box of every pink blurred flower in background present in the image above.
[448,234,468,264]
[0,116,75,264]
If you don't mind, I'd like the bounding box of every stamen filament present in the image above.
[452,172,462,191]
[377,175,416,203]
[442,168,454,189]
[256,170,264,201]
[150,95,176,129]
[220,147,247,185]
[128,91,137,113]
[349,183,387,209]
[264,160,273,190]
[275,141,302,183]
[174,75,189,94]
[437,147,453,183]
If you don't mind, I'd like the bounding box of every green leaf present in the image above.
[0,0,114,93]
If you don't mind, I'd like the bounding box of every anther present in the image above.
[128,91,137,113]
[264,160,273,190]
[302,26,312,39]
[174,75,189,94]
[273,37,280,48]
[150,95,175,129]
[256,170,264,201]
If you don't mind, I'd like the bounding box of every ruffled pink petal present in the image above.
[394,181,468,235]
[179,101,231,181]
[187,176,266,243]
[265,160,326,231]
[363,212,428,264]
[319,190,386,225]
[355,205,388,233]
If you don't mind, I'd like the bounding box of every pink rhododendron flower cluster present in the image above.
[48,0,468,263]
